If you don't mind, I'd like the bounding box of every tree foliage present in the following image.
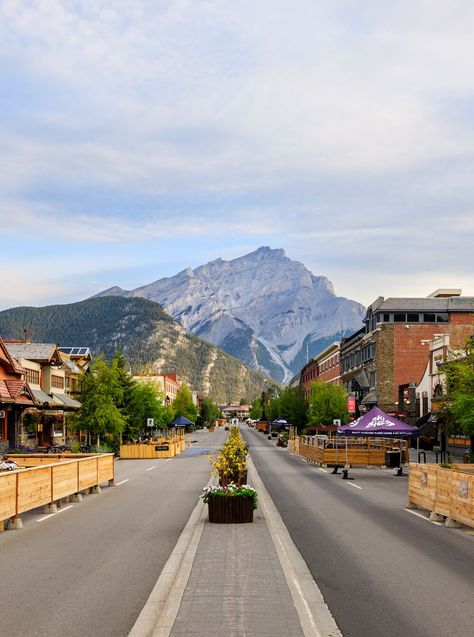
[439,338,474,450]
[75,356,126,446]
[173,384,198,422]
[308,382,348,426]
[200,397,221,425]
[249,398,263,421]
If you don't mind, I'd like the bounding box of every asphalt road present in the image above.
[242,426,474,637]
[0,428,226,637]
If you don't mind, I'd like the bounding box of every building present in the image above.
[219,405,251,420]
[4,342,84,448]
[300,342,341,399]
[132,372,181,405]
[0,337,36,450]
[340,290,474,419]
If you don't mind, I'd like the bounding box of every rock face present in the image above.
[114,247,364,382]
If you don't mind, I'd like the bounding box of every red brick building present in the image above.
[340,289,474,419]
[301,342,341,399]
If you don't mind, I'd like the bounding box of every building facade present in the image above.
[300,342,341,399]
[340,290,474,420]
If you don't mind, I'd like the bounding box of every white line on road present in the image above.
[166,458,172,461]
[146,466,157,471]
[37,505,74,522]
[404,508,443,525]
[116,479,130,486]
[318,468,328,473]
[347,482,362,490]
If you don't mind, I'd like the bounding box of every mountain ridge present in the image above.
[93,247,365,382]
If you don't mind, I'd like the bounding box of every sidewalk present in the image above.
[170,506,304,636]
[130,454,340,637]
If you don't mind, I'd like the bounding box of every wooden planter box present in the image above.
[208,495,254,523]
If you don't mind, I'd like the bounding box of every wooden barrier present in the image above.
[4,453,99,467]
[120,431,185,459]
[408,463,474,528]
[298,435,408,467]
[0,454,115,531]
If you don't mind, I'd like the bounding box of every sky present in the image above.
[0,0,473,311]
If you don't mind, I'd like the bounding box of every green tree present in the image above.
[75,356,126,447]
[125,380,169,440]
[277,386,308,430]
[440,338,474,453]
[308,382,348,427]
[200,397,221,425]
[250,398,263,421]
[173,384,198,422]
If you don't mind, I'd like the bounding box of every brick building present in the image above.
[340,290,474,419]
[300,342,341,399]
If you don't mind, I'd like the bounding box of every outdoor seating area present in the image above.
[299,435,409,467]
[119,429,185,459]
[0,453,115,531]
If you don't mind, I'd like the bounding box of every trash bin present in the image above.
[385,451,401,468]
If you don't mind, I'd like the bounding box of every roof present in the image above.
[51,392,81,409]
[5,343,60,363]
[59,347,91,358]
[31,389,53,404]
[0,379,35,404]
[368,296,474,313]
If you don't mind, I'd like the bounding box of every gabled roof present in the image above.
[5,342,62,365]
[0,379,35,404]
[0,336,26,375]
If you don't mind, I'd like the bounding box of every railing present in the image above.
[298,435,408,466]
[0,454,115,530]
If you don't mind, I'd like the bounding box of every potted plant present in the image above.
[203,426,257,523]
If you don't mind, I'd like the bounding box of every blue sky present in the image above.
[1,0,473,310]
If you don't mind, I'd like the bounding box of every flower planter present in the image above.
[218,470,248,486]
[208,495,254,523]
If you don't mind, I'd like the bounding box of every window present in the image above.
[436,313,448,323]
[383,313,391,322]
[51,375,64,389]
[407,313,419,322]
[423,313,436,322]
[26,369,40,385]
[394,313,406,322]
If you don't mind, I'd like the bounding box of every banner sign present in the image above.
[348,396,356,413]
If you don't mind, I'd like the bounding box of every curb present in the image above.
[128,485,208,637]
[248,455,342,637]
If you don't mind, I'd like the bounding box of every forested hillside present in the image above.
[0,297,274,403]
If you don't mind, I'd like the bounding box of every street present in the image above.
[242,426,474,637]
[0,428,227,637]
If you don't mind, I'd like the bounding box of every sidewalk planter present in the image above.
[207,494,254,523]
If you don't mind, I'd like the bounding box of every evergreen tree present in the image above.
[173,384,198,422]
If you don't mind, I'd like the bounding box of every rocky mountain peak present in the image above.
[95,247,365,382]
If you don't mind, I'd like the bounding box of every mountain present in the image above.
[95,247,365,382]
[0,297,275,404]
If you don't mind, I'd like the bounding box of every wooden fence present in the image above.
[120,431,185,459]
[408,463,474,528]
[0,453,115,531]
[298,435,408,467]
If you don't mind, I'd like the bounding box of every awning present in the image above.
[52,392,81,409]
[354,370,370,389]
[361,390,377,405]
[32,389,53,405]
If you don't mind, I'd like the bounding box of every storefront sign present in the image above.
[155,445,169,451]
[347,396,356,413]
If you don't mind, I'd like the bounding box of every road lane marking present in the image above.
[166,458,172,461]
[347,482,362,490]
[116,479,130,486]
[318,468,328,473]
[146,466,157,471]
[37,505,74,522]
[404,508,443,525]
